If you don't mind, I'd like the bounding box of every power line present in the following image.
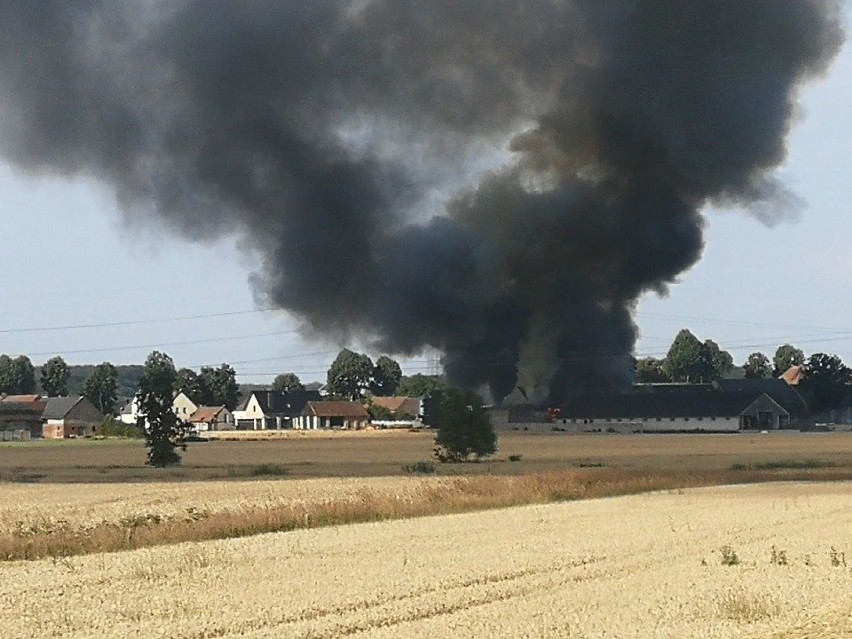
[0,307,282,334]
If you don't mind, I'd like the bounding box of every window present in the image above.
[656,418,662,422]
[684,417,690,421]
[711,417,717,421]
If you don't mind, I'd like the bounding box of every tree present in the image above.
[40,356,70,396]
[83,362,118,415]
[743,352,771,379]
[200,364,239,409]
[662,329,705,382]
[433,388,497,462]
[371,355,402,396]
[398,374,447,397]
[326,349,374,400]
[773,344,805,377]
[634,357,670,383]
[801,353,851,414]
[174,367,207,405]
[0,354,36,394]
[138,351,188,467]
[700,339,734,382]
[271,372,304,393]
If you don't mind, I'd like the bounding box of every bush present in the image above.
[508,454,523,463]
[433,388,497,463]
[249,463,290,477]
[98,417,144,439]
[404,460,436,474]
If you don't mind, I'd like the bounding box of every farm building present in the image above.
[41,396,105,439]
[187,406,234,432]
[561,389,790,433]
[295,401,370,430]
[0,395,47,438]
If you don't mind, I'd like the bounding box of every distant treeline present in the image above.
[56,365,144,399]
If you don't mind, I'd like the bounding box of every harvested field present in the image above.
[2,482,850,638]
[1,431,851,482]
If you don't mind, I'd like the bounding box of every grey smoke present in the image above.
[0,1,844,403]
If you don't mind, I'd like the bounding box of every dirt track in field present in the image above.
[2,482,850,638]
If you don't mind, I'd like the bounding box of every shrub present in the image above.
[433,388,497,463]
[98,417,144,439]
[720,545,740,566]
[403,460,436,474]
[508,454,523,463]
[249,463,290,477]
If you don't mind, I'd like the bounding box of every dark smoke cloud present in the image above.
[0,1,844,403]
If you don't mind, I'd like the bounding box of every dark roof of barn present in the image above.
[563,390,778,419]
[42,396,84,420]
[716,379,808,416]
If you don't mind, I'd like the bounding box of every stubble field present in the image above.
[2,482,850,638]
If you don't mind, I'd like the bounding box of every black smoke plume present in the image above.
[0,1,844,403]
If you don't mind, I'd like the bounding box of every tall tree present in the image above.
[663,329,705,382]
[433,388,497,462]
[40,356,70,396]
[802,353,851,414]
[200,364,239,409]
[371,355,402,396]
[138,351,187,467]
[174,367,207,405]
[398,374,447,398]
[743,352,771,379]
[326,349,374,400]
[634,357,670,383]
[84,362,118,415]
[701,339,734,382]
[0,355,37,394]
[271,372,304,393]
[773,344,805,377]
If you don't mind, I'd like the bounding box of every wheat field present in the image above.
[2,481,850,638]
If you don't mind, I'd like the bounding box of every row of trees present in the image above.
[173,364,239,410]
[0,354,119,415]
[324,349,404,400]
[635,331,851,413]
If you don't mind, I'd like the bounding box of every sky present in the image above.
[0,7,850,385]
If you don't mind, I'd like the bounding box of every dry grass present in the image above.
[2,431,851,482]
[2,482,850,638]
[2,466,851,561]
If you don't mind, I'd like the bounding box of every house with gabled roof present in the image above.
[42,396,105,439]
[295,401,370,430]
[187,406,234,432]
[234,389,322,430]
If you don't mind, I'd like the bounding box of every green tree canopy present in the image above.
[200,364,239,409]
[433,388,497,462]
[634,357,670,383]
[662,329,705,382]
[398,374,447,397]
[40,356,70,397]
[83,362,118,415]
[271,372,304,393]
[371,355,402,396]
[0,355,37,395]
[773,344,805,377]
[701,339,734,382]
[743,352,771,379]
[327,349,374,400]
[174,368,210,406]
[802,353,851,413]
[138,351,188,467]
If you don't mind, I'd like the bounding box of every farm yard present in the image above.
[1,482,850,638]
[1,431,851,637]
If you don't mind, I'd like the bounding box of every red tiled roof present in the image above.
[369,396,420,415]
[780,365,806,386]
[305,401,369,419]
[188,406,227,423]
